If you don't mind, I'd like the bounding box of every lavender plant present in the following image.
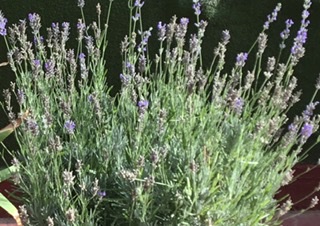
[1,0,320,225]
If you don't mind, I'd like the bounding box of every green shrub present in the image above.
[1,0,319,225]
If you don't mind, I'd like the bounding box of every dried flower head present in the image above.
[257,32,268,55]
[77,0,85,8]
[309,196,319,209]
[96,3,101,16]
[119,169,137,182]
[143,175,155,191]
[75,159,83,173]
[19,205,30,224]
[221,29,230,45]
[65,208,76,223]
[276,198,293,217]
[282,169,295,186]
[62,170,75,187]
[46,216,54,226]
[91,178,100,196]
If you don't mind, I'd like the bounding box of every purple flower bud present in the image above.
[97,190,106,197]
[286,19,294,27]
[302,102,319,120]
[288,123,298,133]
[79,53,86,59]
[62,22,69,29]
[138,100,149,109]
[77,20,85,30]
[180,17,189,27]
[134,0,144,8]
[132,13,140,21]
[301,122,313,138]
[302,10,310,20]
[280,19,294,41]
[64,120,76,134]
[51,22,58,29]
[235,52,248,67]
[193,2,201,16]
[28,13,41,34]
[0,11,8,36]
[88,94,94,103]
[296,27,308,44]
[33,59,41,68]
[232,97,244,114]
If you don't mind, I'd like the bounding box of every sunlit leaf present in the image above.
[0,166,17,182]
[0,193,22,226]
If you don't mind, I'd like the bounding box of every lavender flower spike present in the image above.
[0,11,8,36]
[280,19,294,41]
[263,3,282,30]
[28,13,41,34]
[157,22,166,41]
[235,52,248,67]
[193,1,201,16]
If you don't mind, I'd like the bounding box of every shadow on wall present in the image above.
[0,0,320,164]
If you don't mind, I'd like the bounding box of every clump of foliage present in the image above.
[0,0,319,225]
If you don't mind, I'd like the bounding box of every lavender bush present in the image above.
[1,0,320,225]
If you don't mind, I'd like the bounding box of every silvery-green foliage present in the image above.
[1,0,319,225]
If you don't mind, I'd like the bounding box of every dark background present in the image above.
[1,0,320,166]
